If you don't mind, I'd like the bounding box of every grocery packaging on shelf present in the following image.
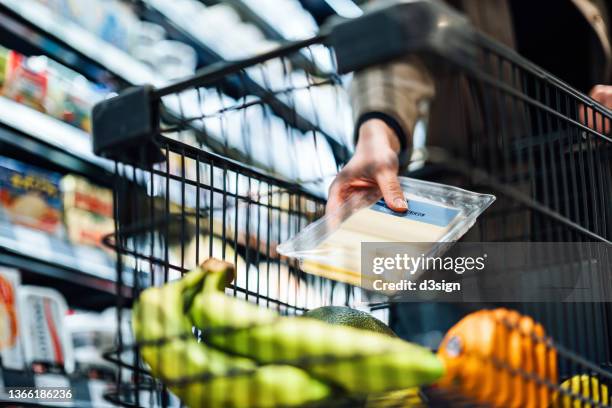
[0,50,107,132]
[0,114,118,250]
[36,0,139,52]
[62,207,115,250]
[45,60,107,133]
[278,177,495,288]
[146,0,277,61]
[32,0,198,81]
[0,267,24,370]
[2,51,48,113]
[0,166,118,281]
[17,285,74,374]
[0,156,63,235]
[60,175,113,249]
[153,40,197,80]
[64,309,132,408]
[242,0,318,40]
[64,309,116,374]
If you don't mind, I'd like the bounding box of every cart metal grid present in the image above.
[92,1,612,407]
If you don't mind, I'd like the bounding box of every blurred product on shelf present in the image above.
[64,308,119,407]
[3,51,47,113]
[134,21,166,48]
[17,285,75,374]
[0,156,118,282]
[242,0,318,40]
[36,0,138,52]
[236,0,335,72]
[0,267,24,370]
[153,40,198,80]
[0,275,120,405]
[45,61,106,133]
[0,154,117,247]
[1,49,107,132]
[0,156,63,235]
[64,308,116,375]
[60,175,114,249]
[198,3,278,58]
[32,0,198,80]
[130,20,167,72]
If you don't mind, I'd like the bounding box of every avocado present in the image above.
[304,306,397,337]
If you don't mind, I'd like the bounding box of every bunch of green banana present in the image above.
[188,259,444,395]
[132,261,332,408]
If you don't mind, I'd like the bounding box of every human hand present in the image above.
[580,85,611,134]
[326,118,407,215]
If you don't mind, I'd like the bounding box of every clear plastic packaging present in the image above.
[278,177,495,288]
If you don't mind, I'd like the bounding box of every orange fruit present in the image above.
[491,308,523,407]
[529,318,557,407]
[437,308,558,407]
[436,310,497,397]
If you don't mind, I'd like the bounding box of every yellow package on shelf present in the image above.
[278,177,495,288]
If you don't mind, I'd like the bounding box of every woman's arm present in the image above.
[350,56,435,151]
[326,56,435,214]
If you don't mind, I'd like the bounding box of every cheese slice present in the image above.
[301,199,460,287]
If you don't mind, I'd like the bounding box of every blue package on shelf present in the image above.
[0,156,63,236]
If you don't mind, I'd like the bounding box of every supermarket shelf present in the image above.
[0,100,290,265]
[0,0,158,86]
[0,96,116,181]
[0,0,349,169]
[0,0,158,180]
[0,222,130,310]
[0,250,120,311]
[0,0,348,170]
[139,0,350,164]
[0,2,175,187]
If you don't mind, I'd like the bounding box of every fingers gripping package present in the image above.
[278,177,495,288]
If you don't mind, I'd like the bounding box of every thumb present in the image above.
[375,170,407,212]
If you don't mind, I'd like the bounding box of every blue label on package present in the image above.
[371,199,460,227]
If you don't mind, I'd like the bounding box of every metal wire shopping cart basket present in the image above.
[92,1,612,407]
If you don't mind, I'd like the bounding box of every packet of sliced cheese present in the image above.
[277,177,495,288]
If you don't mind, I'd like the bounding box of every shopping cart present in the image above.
[92,1,612,407]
